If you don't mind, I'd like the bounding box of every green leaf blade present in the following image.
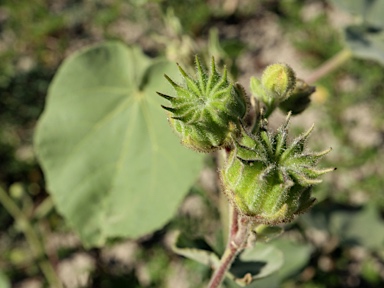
[34,42,203,247]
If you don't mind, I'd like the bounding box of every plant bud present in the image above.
[221,113,334,224]
[157,56,248,152]
[261,63,296,104]
[279,78,315,115]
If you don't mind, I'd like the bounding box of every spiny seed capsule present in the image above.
[157,56,249,152]
[221,113,334,224]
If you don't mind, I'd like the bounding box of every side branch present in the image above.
[208,209,251,288]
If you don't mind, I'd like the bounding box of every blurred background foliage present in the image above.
[0,0,384,287]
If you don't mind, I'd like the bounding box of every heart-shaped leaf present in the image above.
[272,238,313,281]
[330,0,384,28]
[344,25,384,65]
[34,42,203,247]
[329,0,384,65]
[330,204,384,249]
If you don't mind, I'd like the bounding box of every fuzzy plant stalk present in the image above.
[158,58,334,288]
[208,208,253,288]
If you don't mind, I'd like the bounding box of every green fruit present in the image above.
[158,57,248,152]
[221,113,334,224]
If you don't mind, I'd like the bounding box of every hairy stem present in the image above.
[229,206,239,238]
[0,187,62,288]
[305,49,352,84]
[208,208,251,288]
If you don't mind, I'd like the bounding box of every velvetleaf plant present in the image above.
[158,57,334,288]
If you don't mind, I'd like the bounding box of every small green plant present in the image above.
[158,58,334,287]
[32,43,335,286]
[3,1,384,287]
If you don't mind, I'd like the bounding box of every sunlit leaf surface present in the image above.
[34,42,203,247]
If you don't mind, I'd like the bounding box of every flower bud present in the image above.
[279,78,315,115]
[261,63,296,104]
[158,57,248,152]
[220,113,334,224]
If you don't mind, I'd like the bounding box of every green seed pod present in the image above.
[279,78,315,115]
[157,56,248,152]
[221,113,334,224]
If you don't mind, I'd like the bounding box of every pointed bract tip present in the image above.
[301,177,323,185]
[317,147,332,157]
[303,123,315,138]
[176,63,190,80]
[195,55,202,68]
[161,105,177,113]
[285,111,292,122]
[310,167,336,176]
[164,74,181,88]
[171,116,185,122]
[157,92,174,101]
[282,111,292,130]
[222,65,228,80]
[210,56,216,73]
